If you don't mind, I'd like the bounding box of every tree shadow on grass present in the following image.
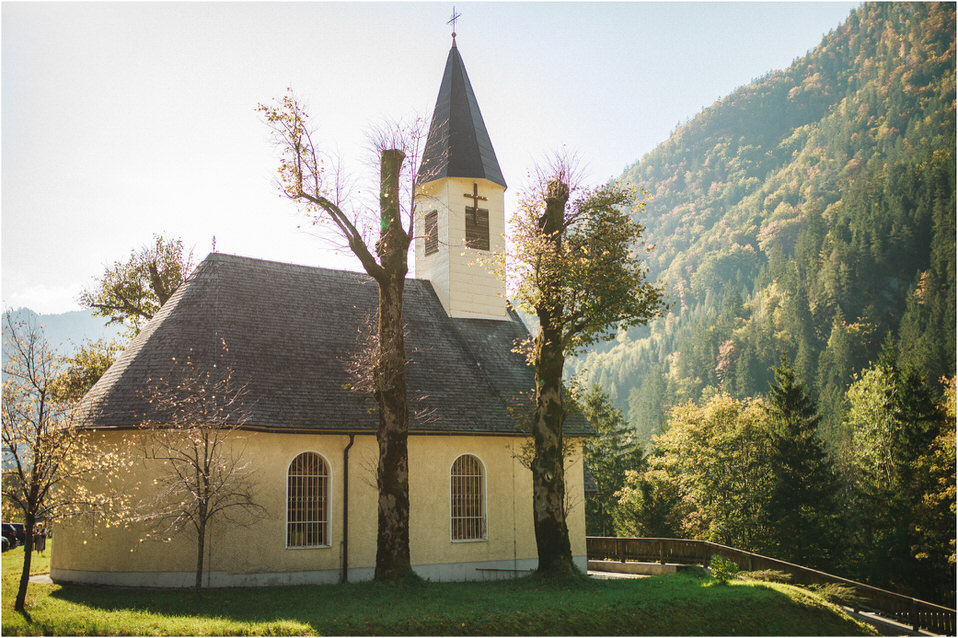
[47,573,876,636]
[49,583,321,635]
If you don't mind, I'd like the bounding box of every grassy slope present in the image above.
[2,544,875,636]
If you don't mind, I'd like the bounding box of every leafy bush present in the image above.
[709,554,740,584]
[739,569,793,583]
[808,583,865,608]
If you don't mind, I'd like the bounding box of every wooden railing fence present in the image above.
[587,537,956,635]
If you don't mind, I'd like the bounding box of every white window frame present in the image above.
[286,451,332,549]
[450,453,488,542]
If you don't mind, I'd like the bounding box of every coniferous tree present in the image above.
[579,384,644,536]
[843,346,950,601]
[764,354,840,568]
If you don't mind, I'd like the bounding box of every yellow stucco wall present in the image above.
[52,429,587,586]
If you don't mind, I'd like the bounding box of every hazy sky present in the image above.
[2,1,858,314]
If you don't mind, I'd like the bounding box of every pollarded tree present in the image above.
[79,234,195,336]
[509,159,666,575]
[258,91,425,581]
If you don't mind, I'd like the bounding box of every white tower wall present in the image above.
[416,176,506,320]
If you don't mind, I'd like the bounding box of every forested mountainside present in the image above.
[570,2,956,450]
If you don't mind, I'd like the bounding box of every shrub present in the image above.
[709,554,740,584]
[808,583,865,608]
[739,569,793,583]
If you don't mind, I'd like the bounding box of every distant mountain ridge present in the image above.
[2,308,123,357]
[569,2,956,447]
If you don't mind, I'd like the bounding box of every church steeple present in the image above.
[415,41,508,321]
[417,44,506,188]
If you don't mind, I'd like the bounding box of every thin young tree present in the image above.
[509,157,666,575]
[1,315,127,611]
[135,340,265,591]
[258,91,425,580]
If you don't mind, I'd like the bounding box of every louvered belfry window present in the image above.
[464,207,490,251]
[451,454,486,541]
[287,452,329,548]
[424,210,439,256]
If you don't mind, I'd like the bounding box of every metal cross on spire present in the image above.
[447,6,461,45]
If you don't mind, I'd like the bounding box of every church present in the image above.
[51,39,590,587]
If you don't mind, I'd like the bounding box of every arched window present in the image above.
[450,454,486,541]
[287,452,329,548]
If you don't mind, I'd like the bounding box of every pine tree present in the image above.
[765,354,840,568]
[580,385,644,536]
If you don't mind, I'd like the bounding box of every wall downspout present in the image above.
[341,434,355,584]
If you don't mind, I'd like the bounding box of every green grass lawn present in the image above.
[2,543,876,636]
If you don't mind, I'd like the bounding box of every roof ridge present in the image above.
[202,252,372,278]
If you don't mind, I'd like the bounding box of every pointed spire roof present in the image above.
[417,44,506,188]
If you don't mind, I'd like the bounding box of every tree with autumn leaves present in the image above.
[508,160,666,575]
[1,315,130,611]
[78,234,195,337]
[63,234,195,403]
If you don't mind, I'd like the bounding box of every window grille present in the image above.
[451,454,486,541]
[287,452,329,548]
[424,210,439,256]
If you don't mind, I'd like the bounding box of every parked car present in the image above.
[9,523,25,546]
[1,523,19,551]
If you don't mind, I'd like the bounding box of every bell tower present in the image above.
[415,39,508,320]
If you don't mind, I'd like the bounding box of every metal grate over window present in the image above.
[287,452,329,548]
[451,454,486,541]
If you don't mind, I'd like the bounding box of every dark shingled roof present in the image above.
[417,44,506,189]
[78,253,590,437]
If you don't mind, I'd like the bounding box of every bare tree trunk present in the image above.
[373,149,412,581]
[195,514,206,591]
[14,511,36,612]
[531,179,575,576]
